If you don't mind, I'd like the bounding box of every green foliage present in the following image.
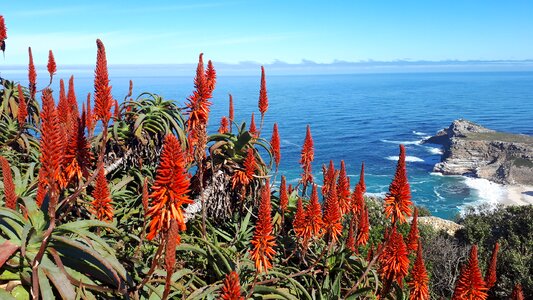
[456,204,533,298]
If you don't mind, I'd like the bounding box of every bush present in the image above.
[456,204,533,299]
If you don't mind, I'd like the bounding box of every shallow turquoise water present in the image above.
[5,70,533,219]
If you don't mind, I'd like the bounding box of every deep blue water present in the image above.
[4,69,533,219]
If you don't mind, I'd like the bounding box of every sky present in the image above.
[1,0,533,66]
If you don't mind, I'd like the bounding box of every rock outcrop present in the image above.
[423,119,533,185]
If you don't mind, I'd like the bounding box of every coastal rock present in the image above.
[417,216,463,236]
[423,119,533,185]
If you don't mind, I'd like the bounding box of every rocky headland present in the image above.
[424,119,533,185]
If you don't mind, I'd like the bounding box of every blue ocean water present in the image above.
[4,70,533,219]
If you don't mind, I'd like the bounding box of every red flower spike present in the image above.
[337,160,351,215]
[279,176,289,213]
[367,244,374,262]
[39,89,63,198]
[165,219,179,273]
[186,53,211,139]
[67,76,79,121]
[85,93,95,136]
[229,94,234,124]
[232,148,256,189]
[91,168,114,222]
[258,66,268,118]
[351,182,365,216]
[28,47,37,99]
[17,84,28,127]
[379,227,410,287]
[0,156,17,209]
[484,242,499,290]
[220,271,244,300]
[511,284,524,300]
[146,135,192,240]
[408,244,430,300]
[58,79,70,126]
[356,205,369,246]
[47,50,56,83]
[35,170,46,207]
[206,60,216,96]
[270,123,281,170]
[359,162,366,193]
[142,178,149,213]
[62,111,92,185]
[0,15,7,41]
[322,171,342,243]
[113,100,120,120]
[384,144,413,225]
[293,197,306,239]
[218,116,229,134]
[305,184,324,239]
[452,245,488,300]
[346,224,356,252]
[300,125,314,186]
[249,113,258,137]
[250,180,276,273]
[407,208,420,253]
[287,184,294,195]
[322,161,335,197]
[94,39,113,124]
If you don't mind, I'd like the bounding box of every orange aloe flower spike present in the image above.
[279,175,288,213]
[356,204,369,246]
[91,168,114,222]
[39,90,63,204]
[293,197,306,239]
[206,59,216,97]
[47,50,56,84]
[250,180,276,273]
[218,116,229,134]
[484,242,499,290]
[384,144,413,225]
[0,15,6,41]
[337,160,351,215]
[322,170,342,243]
[249,113,257,137]
[17,84,28,127]
[346,224,356,252]
[0,156,17,209]
[379,227,410,287]
[407,244,430,300]
[228,94,234,128]
[258,66,268,119]
[67,76,79,120]
[511,284,524,300]
[94,39,113,124]
[452,245,488,300]
[220,271,244,300]
[407,208,420,253]
[146,134,192,240]
[359,162,366,193]
[305,184,324,239]
[28,47,37,99]
[300,125,314,187]
[270,123,280,170]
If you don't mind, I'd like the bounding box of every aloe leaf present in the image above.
[41,256,77,300]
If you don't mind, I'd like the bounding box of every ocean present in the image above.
[4,69,533,219]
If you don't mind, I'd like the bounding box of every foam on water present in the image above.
[459,177,507,212]
[381,139,422,145]
[426,146,444,155]
[386,156,424,162]
[412,131,427,136]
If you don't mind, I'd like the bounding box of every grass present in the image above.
[464,132,533,145]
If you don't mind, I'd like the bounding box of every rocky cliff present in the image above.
[423,119,533,185]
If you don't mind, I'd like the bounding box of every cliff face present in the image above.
[424,119,533,185]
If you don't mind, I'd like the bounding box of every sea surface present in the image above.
[4,69,533,219]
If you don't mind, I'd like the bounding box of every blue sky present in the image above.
[1,1,533,65]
